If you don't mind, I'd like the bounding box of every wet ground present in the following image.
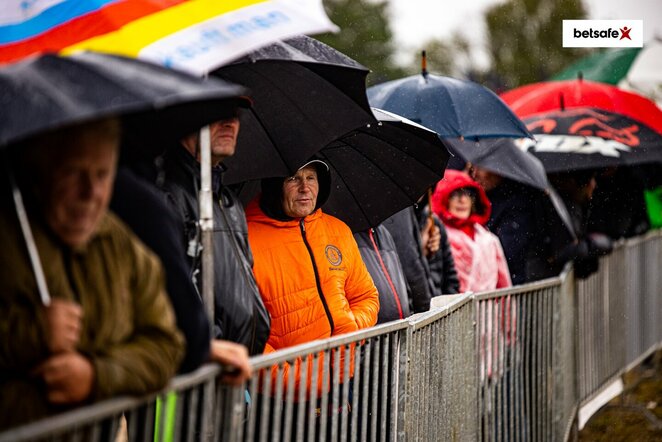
[579,353,662,441]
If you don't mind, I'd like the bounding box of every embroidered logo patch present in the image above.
[325,245,342,266]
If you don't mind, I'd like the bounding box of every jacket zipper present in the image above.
[368,228,404,319]
[300,219,335,335]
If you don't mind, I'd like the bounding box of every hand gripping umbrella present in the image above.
[0,51,248,306]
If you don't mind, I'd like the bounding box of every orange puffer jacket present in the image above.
[246,199,379,398]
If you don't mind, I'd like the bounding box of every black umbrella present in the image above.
[0,52,248,305]
[0,51,248,155]
[234,108,450,232]
[518,108,662,173]
[213,35,377,184]
[320,108,450,232]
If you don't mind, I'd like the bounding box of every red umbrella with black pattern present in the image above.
[515,107,662,172]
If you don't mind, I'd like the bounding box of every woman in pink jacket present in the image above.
[431,170,512,293]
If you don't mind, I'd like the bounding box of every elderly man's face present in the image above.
[42,132,118,248]
[282,166,319,218]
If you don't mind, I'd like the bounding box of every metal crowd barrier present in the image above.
[575,231,662,428]
[2,231,662,442]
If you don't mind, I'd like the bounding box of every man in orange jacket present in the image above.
[246,159,379,398]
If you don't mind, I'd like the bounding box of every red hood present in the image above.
[431,169,491,228]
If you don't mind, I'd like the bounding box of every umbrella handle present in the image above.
[427,188,434,224]
[4,158,51,306]
[421,50,428,78]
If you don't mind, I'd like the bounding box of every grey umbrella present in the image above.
[0,51,248,307]
[446,137,576,239]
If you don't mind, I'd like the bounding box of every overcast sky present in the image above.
[388,0,662,67]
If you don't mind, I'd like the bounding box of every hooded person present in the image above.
[245,158,379,397]
[431,170,511,293]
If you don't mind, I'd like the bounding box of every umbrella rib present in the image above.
[325,127,447,228]
[245,106,293,173]
[357,126,447,177]
[321,147,376,228]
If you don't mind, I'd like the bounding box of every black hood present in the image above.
[259,160,331,221]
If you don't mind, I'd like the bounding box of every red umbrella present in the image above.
[501,79,662,136]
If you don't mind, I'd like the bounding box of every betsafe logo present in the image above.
[573,27,630,40]
[563,20,643,48]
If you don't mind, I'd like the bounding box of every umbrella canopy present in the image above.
[445,137,548,191]
[551,48,641,85]
[621,38,662,105]
[445,137,576,237]
[215,35,377,184]
[366,72,531,140]
[0,51,248,153]
[515,108,662,173]
[551,39,662,105]
[0,51,249,306]
[500,79,662,136]
[321,108,450,232]
[0,0,337,74]
[233,108,451,232]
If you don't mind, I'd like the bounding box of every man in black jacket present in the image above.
[382,205,449,313]
[139,113,270,356]
[112,168,252,383]
[415,205,460,296]
[471,167,538,285]
[354,224,411,324]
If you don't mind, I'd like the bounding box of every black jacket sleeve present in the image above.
[383,207,432,313]
[432,218,459,294]
[111,168,211,373]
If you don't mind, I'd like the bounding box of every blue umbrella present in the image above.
[367,59,531,140]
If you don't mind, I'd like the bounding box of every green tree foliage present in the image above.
[417,32,473,77]
[316,0,407,85]
[485,0,589,89]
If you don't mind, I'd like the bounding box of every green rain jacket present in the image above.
[0,210,185,430]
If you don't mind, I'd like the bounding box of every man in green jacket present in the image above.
[0,118,185,430]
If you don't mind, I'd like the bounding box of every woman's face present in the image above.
[448,189,474,219]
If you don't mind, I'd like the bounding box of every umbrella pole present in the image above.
[4,158,51,306]
[198,125,217,442]
[198,126,214,325]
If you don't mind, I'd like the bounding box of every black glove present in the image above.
[587,232,613,256]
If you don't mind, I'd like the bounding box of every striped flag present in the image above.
[0,0,337,74]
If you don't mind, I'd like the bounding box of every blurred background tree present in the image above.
[317,0,406,85]
[416,32,473,77]
[484,0,590,90]
[317,0,591,91]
